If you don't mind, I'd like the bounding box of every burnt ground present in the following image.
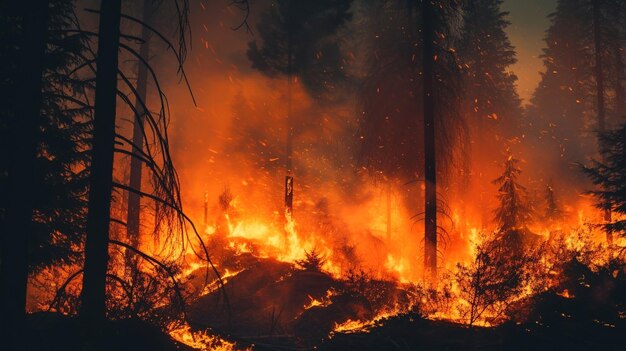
[183,254,626,351]
[185,254,406,348]
[21,255,625,351]
[320,312,626,351]
[21,312,194,351]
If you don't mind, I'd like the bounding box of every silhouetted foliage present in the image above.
[296,248,327,272]
[247,0,353,100]
[582,122,626,236]
[455,232,539,326]
[459,0,523,141]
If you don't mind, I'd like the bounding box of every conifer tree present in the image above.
[1,2,90,343]
[493,156,531,232]
[544,184,562,222]
[247,0,352,174]
[528,0,626,183]
[582,122,626,237]
[458,0,522,141]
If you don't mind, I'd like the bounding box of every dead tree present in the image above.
[72,0,230,327]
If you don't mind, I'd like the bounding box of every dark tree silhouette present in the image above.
[126,0,154,271]
[247,0,353,174]
[422,0,438,283]
[527,0,626,186]
[1,3,93,344]
[0,1,49,346]
[458,0,522,141]
[582,122,626,238]
[81,0,122,326]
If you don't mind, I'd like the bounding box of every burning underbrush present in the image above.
[24,185,626,350]
[165,190,625,349]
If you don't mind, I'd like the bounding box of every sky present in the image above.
[502,0,558,103]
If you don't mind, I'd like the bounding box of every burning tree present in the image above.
[493,156,532,234]
[544,184,563,222]
[296,248,327,272]
[354,0,466,282]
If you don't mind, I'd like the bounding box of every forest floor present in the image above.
[23,312,194,351]
[319,313,626,351]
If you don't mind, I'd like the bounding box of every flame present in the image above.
[556,289,574,299]
[168,323,250,351]
[303,289,335,310]
[331,307,402,334]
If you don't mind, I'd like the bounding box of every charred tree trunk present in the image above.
[0,1,49,346]
[126,0,152,267]
[422,0,437,283]
[593,0,612,247]
[81,0,122,325]
[285,176,294,218]
[285,0,294,217]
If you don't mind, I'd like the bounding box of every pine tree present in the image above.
[458,0,522,141]
[0,1,49,345]
[544,184,562,221]
[582,122,626,237]
[356,0,467,183]
[528,0,626,183]
[0,0,94,344]
[247,0,352,174]
[493,156,531,232]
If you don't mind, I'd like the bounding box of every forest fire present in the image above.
[2,0,626,351]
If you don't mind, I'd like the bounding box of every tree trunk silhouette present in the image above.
[81,0,122,325]
[593,0,612,247]
[126,0,153,267]
[387,181,392,243]
[0,1,49,347]
[285,0,294,218]
[422,0,437,284]
[612,42,625,118]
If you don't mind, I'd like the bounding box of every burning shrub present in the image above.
[296,248,327,272]
[454,232,541,326]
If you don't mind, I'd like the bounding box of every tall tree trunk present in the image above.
[612,43,625,118]
[593,0,612,247]
[81,0,122,325]
[0,1,49,346]
[126,0,152,266]
[285,0,294,219]
[386,181,392,243]
[422,0,437,283]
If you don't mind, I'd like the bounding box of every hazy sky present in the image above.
[502,0,558,103]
